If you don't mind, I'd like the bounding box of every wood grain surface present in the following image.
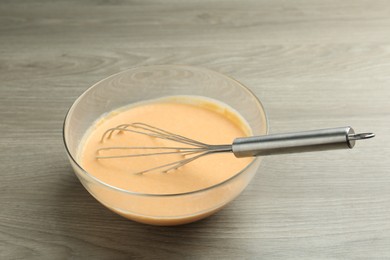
[1,0,389,259]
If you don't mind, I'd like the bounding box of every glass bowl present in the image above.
[63,65,268,226]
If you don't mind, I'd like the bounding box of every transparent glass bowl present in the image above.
[63,65,268,225]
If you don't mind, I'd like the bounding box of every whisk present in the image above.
[96,123,374,175]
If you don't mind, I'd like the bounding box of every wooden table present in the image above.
[1,0,389,258]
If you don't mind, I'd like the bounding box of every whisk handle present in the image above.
[232,126,374,158]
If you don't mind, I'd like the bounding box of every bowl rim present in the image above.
[62,64,269,197]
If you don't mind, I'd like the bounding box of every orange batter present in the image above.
[78,96,254,224]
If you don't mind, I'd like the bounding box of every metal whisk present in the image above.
[96,123,374,175]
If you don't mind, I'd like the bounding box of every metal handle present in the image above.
[232,126,374,158]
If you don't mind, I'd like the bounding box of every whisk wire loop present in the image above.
[97,123,231,174]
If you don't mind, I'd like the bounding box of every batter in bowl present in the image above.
[78,96,254,224]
